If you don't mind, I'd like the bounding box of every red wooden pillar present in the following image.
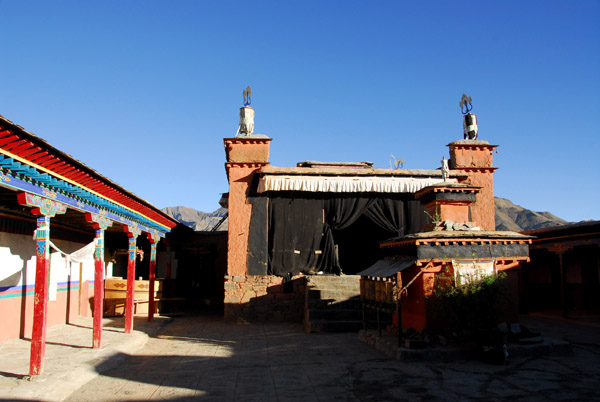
[85,213,113,348]
[17,192,67,376]
[123,225,141,333]
[147,234,160,322]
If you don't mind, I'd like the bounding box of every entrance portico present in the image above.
[0,115,178,375]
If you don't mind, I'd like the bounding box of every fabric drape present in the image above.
[268,197,325,275]
[364,198,405,237]
[320,197,376,273]
[267,195,426,276]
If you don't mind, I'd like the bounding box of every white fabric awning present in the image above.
[257,175,456,193]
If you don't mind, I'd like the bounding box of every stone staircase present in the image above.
[304,275,364,333]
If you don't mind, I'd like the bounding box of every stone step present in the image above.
[304,275,364,333]
[307,289,361,300]
[308,308,363,320]
[306,275,361,288]
[307,298,363,311]
[308,319,364,333]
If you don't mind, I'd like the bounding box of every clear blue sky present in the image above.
[1,1,598,222]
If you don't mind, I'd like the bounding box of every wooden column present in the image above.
[123,225,141,333]
[17,192,67,376]
[165,240,171,280]
[559,252,568,319]
[549,244,571,319]
[147,233,160,322]
[85,213,113,348]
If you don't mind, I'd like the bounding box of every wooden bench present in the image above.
[104,297,185,316]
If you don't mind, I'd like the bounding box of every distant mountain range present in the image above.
[162,206,228,231]
[162,198,567,233]
[494,197,567,231]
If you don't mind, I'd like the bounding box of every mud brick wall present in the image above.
[223,275,307,322]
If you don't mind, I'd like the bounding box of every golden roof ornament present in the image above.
[460,93,478,140]
[243,86,251,106]
[237,86,254,136]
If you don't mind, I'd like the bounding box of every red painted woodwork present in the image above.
[38,157,61,167]
[147,234,160,322]
[46,161,67,170]
[148,243,157,322]
[0,121,178,230]
[30,216,50,376]
[92,229,104,348]
[28,151,49,162]
[125,236,136,333]
[31,154,53,164]
[16,192,69,375]
[54,166,75,175]
[18,146,43,157]
[0,134,20,146]
[123,225,141,333]
[4,139,28,151]
[85,212,113,348]
[11,141,35,153]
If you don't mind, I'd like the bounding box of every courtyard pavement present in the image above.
[0,312,599,402]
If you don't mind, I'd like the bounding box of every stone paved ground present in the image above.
[2,312,599,402]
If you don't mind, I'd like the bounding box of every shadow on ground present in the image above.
[64,312,600,402]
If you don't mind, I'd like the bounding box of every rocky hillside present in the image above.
[161,206,228,231]
[163,198,567,233]
[495,197,567,231]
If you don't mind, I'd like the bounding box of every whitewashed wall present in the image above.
[0,232,113,295]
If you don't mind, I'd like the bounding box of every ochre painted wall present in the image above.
[225,165,258,277]
[224,136,271,278]
[449,142,498,231]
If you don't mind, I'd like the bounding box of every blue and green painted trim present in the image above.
[0,154,167,236]
[0,281,95,300]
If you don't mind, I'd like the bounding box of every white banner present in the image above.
[452,260,495,286]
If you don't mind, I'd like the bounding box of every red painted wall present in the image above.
[0,285,84,343]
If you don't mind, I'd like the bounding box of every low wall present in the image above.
[223,275,306,322]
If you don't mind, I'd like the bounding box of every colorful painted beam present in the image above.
[0,154,169,234]
[0,168,166,237]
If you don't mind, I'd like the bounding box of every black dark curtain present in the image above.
[267,194,427,276]
[406,199,427,234]
[364,198,406,237]
[319,197,376,273]
[268,197,325,275]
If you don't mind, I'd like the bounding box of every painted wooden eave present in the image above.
[0,114,177,231]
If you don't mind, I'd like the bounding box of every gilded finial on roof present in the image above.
[238,86,254,136]
[460,94,478,140]
[459,94,473,115]
[243,86,252,106]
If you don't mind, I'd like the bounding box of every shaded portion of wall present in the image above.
[223,275,306,322]
[173,231,227,311]
[521,221,600,315]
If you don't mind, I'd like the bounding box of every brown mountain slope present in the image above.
[161,206,228,231]
[495,197,567,231]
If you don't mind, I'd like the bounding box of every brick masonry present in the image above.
[223,275,307,322]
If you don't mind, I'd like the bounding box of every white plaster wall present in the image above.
[0,232,36,289]
[0,233,112,293]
